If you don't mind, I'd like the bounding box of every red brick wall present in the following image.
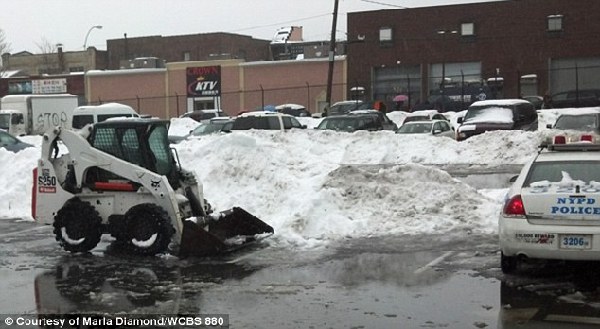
[86,70,166,118]
[347,0,600,98]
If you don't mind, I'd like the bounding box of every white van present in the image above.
[72,103,140,129]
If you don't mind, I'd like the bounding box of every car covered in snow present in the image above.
[499,135,600,273]
[276,104,310,117]
[456,99,538,141]
[396,120,454,138]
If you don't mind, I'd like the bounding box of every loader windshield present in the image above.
[90,120,175,177]
[148,125,173,176]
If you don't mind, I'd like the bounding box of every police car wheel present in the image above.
[501,252,518,274]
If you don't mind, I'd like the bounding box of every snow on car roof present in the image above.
[470,99,530,106]
[332,100,363,106]
[406,110,439,117]
[403,119,445,124]
[555,107,600,116]
[350,109,379,114]
[464,107,514,124]
[238,111,293,117]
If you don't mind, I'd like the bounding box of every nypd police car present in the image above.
[499,134,600,273]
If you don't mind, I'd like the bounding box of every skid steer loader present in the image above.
[31,118,273,256]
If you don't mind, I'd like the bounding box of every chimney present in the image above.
[57,43,65,73]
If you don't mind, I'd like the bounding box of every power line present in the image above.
[228,13,331,34]
[359,0,409,9]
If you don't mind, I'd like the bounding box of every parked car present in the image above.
[549,89,600,109]
[190,117,234,135]
[276,104,310,117]
[522,95,543,110]
[72,103,139,129]
[547,109,600,132]
[348,109,398,130]
[231,111,306,131]
[456,99,538,141]
[499,136,600,273]
[396,120,455,138]
[180,109,227,122]
[0,129,33,152]
[169,117,235,144]
[327,100,367,116]
[315,114,384,132]
[402,110,449,125]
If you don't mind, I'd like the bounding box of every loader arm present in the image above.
[40,126,185,243]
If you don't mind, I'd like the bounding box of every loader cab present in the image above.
[88,119,178,185]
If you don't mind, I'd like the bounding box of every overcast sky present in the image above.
[0,0,499,53]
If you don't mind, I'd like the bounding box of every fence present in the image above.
[86,63,600,116]
[86,81,351,119]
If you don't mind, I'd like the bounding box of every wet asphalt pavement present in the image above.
[2,169,600,328]
[3,220,600,329]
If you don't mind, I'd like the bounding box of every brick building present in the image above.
[84,57,347,118]
[106,32,271,69]
[0,46,106,100]
[346,0,600,109]
[1,46,107,76]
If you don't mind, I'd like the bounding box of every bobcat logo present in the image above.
[151,180,161,188]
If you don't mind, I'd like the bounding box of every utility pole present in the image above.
[325,0,340,112]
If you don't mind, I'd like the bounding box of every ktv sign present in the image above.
[186,66,221,97]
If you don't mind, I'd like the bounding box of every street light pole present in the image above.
[83,25,103,50]
[325,0,340,113]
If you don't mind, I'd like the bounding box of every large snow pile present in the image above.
[0,107,589,249]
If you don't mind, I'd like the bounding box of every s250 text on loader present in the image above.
[31,118,273,256]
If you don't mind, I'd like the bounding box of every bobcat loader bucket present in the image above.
[179,207,274,258]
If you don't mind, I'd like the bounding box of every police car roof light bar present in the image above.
[553,135,566,144]
[548,143,600,152]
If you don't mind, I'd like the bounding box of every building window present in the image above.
[461,23,475,36]
[69,66,84,72]
[379,27,392,43]
[547,15,563,31]
[183,51,191,61]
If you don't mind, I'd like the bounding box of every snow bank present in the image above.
[0,115,564,249]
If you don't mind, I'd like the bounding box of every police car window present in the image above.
[525,161,600,186]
